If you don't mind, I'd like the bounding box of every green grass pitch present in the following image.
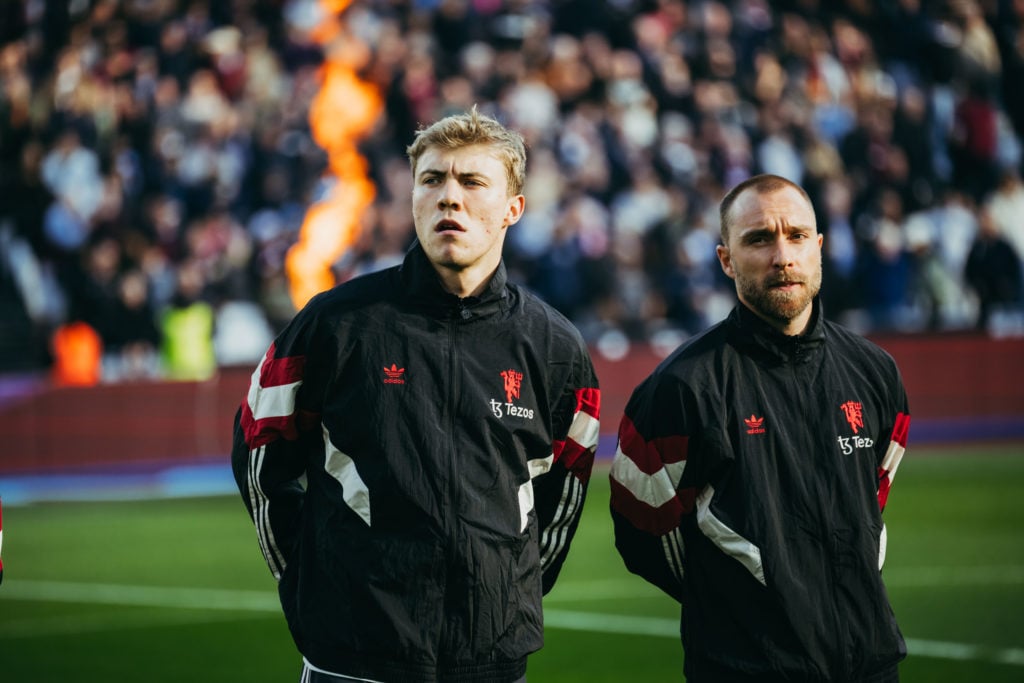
[1,444,1022,682]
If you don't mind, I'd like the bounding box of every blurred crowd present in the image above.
[2,0,1024,382]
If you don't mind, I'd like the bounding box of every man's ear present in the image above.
[716,244,735,279]
[504,194,525,227]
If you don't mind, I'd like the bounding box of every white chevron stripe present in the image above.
[567,410,600,450]
[881,439,906,478]
[610,446,678,508]
[528,455,554,479]
[879,522,888,571]
[520,455,554,533]
[695,485,765,585]
[323,426,371,526]
[248,377,302,421]
[518,480,534,533]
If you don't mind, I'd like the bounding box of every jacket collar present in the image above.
[728,296,826,365]
[399,241,510,317]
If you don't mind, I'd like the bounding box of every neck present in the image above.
[433,262,497,298]
[774,309,813,337]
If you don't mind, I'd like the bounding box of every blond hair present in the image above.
[406,106,527,196]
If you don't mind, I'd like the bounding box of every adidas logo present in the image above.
[744,415,765,435]
[383,364,405,384]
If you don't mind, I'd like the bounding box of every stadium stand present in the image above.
[1,0,1023,385]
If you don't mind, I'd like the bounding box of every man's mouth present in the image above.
[435,219,465,233]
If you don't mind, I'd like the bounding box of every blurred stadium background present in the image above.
[2,0,1024,681]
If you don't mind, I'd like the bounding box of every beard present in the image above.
[736,262,823,326]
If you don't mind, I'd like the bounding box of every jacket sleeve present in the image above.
[876,364,911,514]
[231,310,324,581]
[531,345,600,595]
[609,372,690,603]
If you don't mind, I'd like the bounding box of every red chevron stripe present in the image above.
[240,401,298,448]
[891,412,910,446]
[553,438,595,483]
[877,471,893,510]
[610,477,684,536]
[575,386,601,419]
[258,343,306,388]
[618,415,689,475]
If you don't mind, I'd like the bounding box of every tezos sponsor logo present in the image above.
[837,400,873,454]
[489,368,535,419]
[836,434,874,455]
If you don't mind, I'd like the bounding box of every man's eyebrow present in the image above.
[738,227,774,239]
[418,168,490,183]
[739,223,813,237]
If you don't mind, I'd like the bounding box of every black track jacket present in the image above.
[232,243,600,682]
[610,300,910,682]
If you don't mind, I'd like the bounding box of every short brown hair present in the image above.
[718,174,813,243]
[406,105,527,196]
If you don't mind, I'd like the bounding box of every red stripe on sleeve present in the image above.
[877,474,893,511]
[237,343,310,448]
[618,415,688,475]
[259,343,306,387]
[240,401,300,448]
[891,412,910,446]
[610,478,684,536]
[575,386,601,419]
[553,438,595,483]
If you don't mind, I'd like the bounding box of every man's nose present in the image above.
[771,238,796,268]
[438,180,462,210]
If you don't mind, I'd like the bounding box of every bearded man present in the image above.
[609,174,911,682]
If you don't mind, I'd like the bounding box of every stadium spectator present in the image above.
[985,168,1024,263]
[610,174,911,682]
[965,205,1023,332]
[103,268,162,381]
[855,187,916,331]
[231,107,600,683]
[159,258,215,381]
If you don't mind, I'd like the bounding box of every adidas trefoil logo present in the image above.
[744,414,766,435]
[383,364,405,385]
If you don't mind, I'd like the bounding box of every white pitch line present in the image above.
[882,564,1024,587]
[2,580,279,612]
[3,580,1023,667]
[0,609,254,638]
[545,564,1024,602]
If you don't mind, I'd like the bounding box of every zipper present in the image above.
[446,304,463,527]
[447,299,472,516]
[810,347,851,679]
[438,303,462,656]
[788,346,849,678]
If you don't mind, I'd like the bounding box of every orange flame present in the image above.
[285,0,383,310]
